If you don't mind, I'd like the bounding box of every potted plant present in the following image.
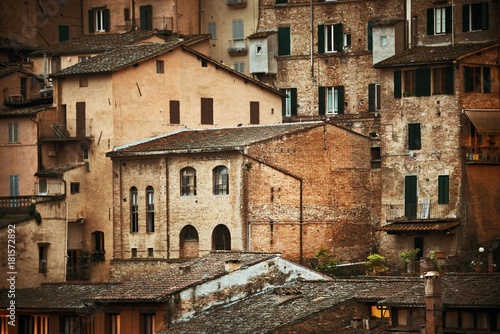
[366,254,389,275]
[399,248,420,273]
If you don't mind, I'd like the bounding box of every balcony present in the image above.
[226,0,247,8]
[383,202,457,222]
[227,39,247,56]
[464,146,500,164]
[39,119,93,141]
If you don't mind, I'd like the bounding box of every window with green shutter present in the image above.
[59,25,69,42]
[278,27,291,56]
[408,123,421,150]
[318,24,342,53]
[394,70,402,98]
[140,5,153,30]
[281,88,297,117]
[463,3,488,32]
[438,175,450,204]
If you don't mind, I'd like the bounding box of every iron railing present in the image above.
[383,202,457,221]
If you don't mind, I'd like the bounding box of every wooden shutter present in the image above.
[483,67,491,93]
[278,27,291,56]
[170,100,180,124]
[250,101,259,125]
[367,21,373,50]
[290,88,297,116]
[317,25,325,54]
[445,6,453,33]
[140,5,152,30]
[408,123,421,150]
[88,10,95,33]
[427,8,434,35]
[76,102,86,138]
[318,87,325,115]
[337,85,345,114]
[438,175,450,204]
[59,25,69,42]
[445,65,454,95]
[481,2,488,30]
[368,83,376,112]
[276,0,288,3]
[462,4,469,32]
[394,70,402,98]
[103,9,110,32]
[334,23,343,52]
[404,175,418,219]
[464,66,472,92]
[416,68,431,96]
[201,98,213,125]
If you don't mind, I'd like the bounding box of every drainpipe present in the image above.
[310,0,314,77]
[64,201,68,282]
[29,118,41,172]
[243,153,304,264]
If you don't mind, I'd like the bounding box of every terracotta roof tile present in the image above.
[0,37,36,52]
[379,221,460,232]
[94,251,280,302]
[107,122,324,157]
[374,42,498,67]
[35,162,86,177]
[0,104,54,117]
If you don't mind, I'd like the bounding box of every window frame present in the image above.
[368,83,381,112]
[232,19,244,41]
[438,175,450,204]
[318,23,343,53]
[464,66,491,94]
[95,9,108,32]
[180,167,197,196]
[156,60,164,74]
[463,3,488,32]
[201,97,214,125]
[130,187,139,233]
[146,186,154,232]
[169,100,180,124]
[8,122,19,143]
[213,166,229,195]
[408,123,422,150]
[281,88,297,117]
[208,21,217,40]
[319,86,344,115]
[278,26,291,56]
[250,101,259,125]
[39,243,49,273]
[39,178,48,195]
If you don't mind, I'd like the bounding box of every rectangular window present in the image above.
[371,147,381,169]
[156,60,164,74]
[170,100,180,124]
[140,5,153,31]
[140,314,155,334]
[318,24,342,53]
[90,9,110,33]
[464,66,491,93]
[131,248,138,258]
[435,7,446,34]
[59,25,69,42]
[438,175,450,204]
[250,101,259,125]
[39,243,49,273]
[105,314,120,334]
[234,62,245,73]
[343,33,351,48]
[79,76,88,87]
[131,188,138,233]
[463,3,488,32]
[368,83,381,112]
[281,88,297,117]
[8,122,19,143]
[19,315,49,334]
[278,27,291,56]
[427,7,452,35]
[404,70,417,96]
[60,315,93,334]
[408,123,421,150]
[208,21,217,39]
[124,8,130,21]
[70,182,80,194]
[201,98,214,125]
[433,67,447,94]
[9,175,19,207]
[39,178,48,195]
[79,56,90,62]
[326,87,339,114]
[232,19,244,41]
[147,248,154,257]
[146,187,154,233]
[445,310,459,328]
[319,86,344,115]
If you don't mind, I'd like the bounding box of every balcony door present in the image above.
[76,102,86,138]
[405,175,417,219]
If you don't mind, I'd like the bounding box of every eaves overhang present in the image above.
[106,146,243,159]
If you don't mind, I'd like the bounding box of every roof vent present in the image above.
[179,265,191,275]
[224,259,241,272]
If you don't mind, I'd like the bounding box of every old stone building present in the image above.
[374,0,500,266]
[107,122,379,267]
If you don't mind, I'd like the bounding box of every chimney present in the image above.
[424,271,443,334]
[179,265,191,275]
[224,259,242,272]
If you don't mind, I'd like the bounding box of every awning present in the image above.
[379,221,460,234]
[465,109,500,133]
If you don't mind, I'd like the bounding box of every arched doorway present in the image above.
[212,224,231,251]
[179,225,199,258]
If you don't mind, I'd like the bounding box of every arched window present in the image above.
[180,225,199,258]
[212,224,231,251]
[130,186,138,232]
[180,167,196,196]
[146,186,154,232]
[213,166,229,195]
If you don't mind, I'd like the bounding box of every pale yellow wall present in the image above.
[201,0,259,75]
[111,46,282,145]
[0,117,38,196]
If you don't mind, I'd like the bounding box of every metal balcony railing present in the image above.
[39,119,93,140]
[0,196,33,209]
[463,146,500,163]
[383,202,457,221]
[227,39,248,55]
[227,0,247,8]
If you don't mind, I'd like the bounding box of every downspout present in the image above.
[64,201,68,282]
[451,0,454,46]
[166,157,170,259]
[29,118,41,172]
[198,0,202,34]
[243,152,304,264]
[310,0,314,77]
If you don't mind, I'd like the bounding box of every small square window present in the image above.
[70,182,80,194]
[256,46,262,55]
[380,36,387,46]
[147,248,154,257]
[156,60,164,74]
[131,248,137,258]
[79,76,88,87]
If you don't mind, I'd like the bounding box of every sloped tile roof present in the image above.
[0,104,54,117]
[379,221,460,232]
[161,278,420,334]
[51,35,208,77]
[0,66,38,79]
[374,42,498,67]
[379,274,500,307]
[30,30,169,56]
[0,283,115,310]
[94,251,280,302]
[35,162,86,177]
[0,37,36,52]
[107,122,324,158]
